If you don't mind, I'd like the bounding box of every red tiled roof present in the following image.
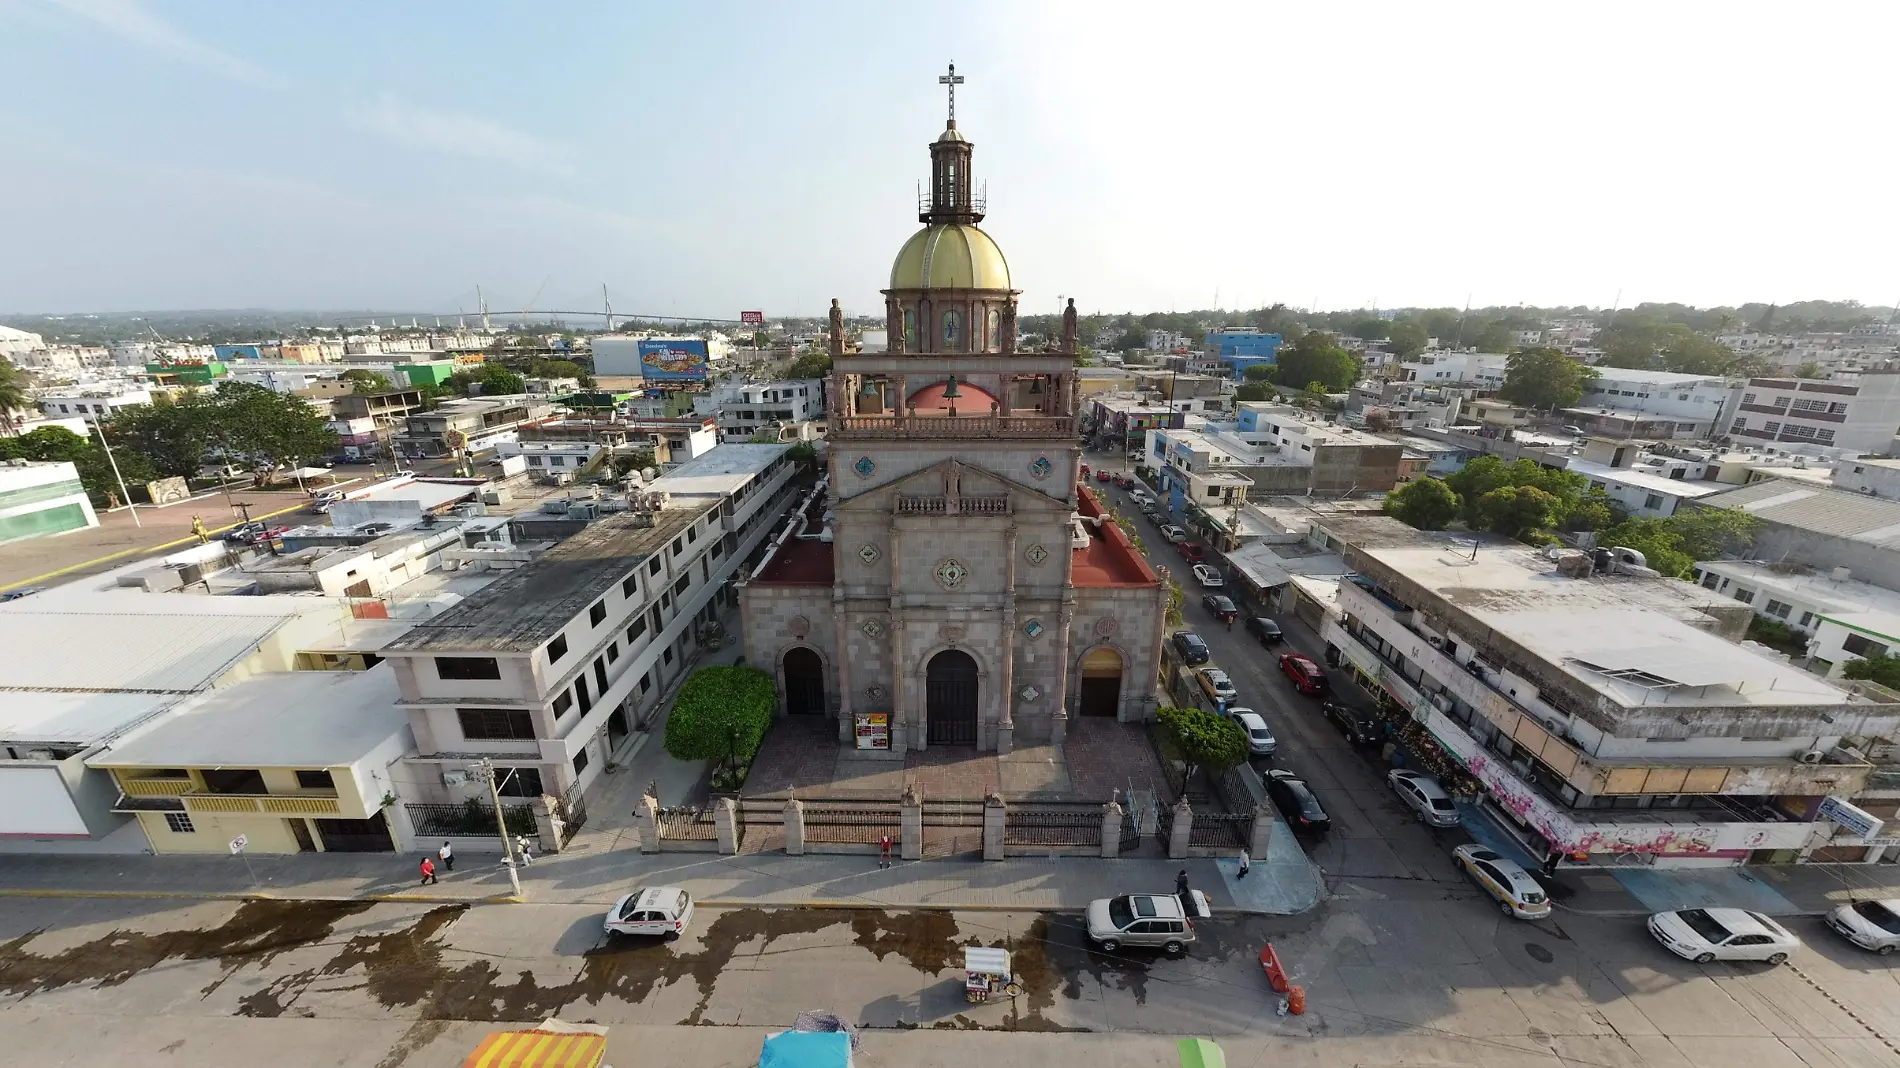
[754,538,835,585]
[1072,485,1159,588]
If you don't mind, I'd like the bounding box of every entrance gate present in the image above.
[783,647,826,715]
[925,650,979,747]
[1078,646,1123,716]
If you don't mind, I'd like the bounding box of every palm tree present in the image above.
[0,359,30,436]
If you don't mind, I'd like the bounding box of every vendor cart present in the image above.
[963,946,1021,1003]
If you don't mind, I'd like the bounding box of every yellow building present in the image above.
[93,668,414,854]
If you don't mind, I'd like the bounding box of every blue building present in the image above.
[214,343,265,360]
[1204,329,1283,380]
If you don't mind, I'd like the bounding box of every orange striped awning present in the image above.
[462,1029,607,1068]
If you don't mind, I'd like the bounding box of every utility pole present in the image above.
[603,284,614,332]
[475,758,523,898]
[93,418,141,528]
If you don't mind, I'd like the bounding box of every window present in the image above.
[606,641,619,664]
[1798,611,1813,627]
[1644,493,1664,510]
[663,646,674,665]
[295,770,334,790]
[622,575,639,598]
[552,691,573,718]
[594,657,609,693]
[435,656,501,680]
[1844,633,1890,658]
[549,456,565,467]
[1763,422,1781,435]
[1764,599,1793,619]
[673,573,690,596]
[494,767,544,798]
[648,558,662,576]
[458,708,536,741]
[1732,588,1755,605]
[626,617,647,644]
[1732,419,1747,432]
[576,675,593,714]
[573,748,591,776]
[547,635,568,663]
[671,537,684,557]
[640,671,653,693]
[589,600,607,626]
[1701,571,1720,589]
[202,768,267,794]
[1742,393,1757,404]
[165,812,195,833]
[528,455,543,466]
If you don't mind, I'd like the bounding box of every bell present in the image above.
[1028,377,1044,395]
[859,378,880,399]
[941,375,962,400]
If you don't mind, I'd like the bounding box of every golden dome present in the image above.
[889,223,1012,291]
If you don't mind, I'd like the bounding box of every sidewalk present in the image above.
[0,848,1316,914]
[1546,859,1900,917]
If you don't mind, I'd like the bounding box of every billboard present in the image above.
[638,338,710,381]
[740,310,765,325]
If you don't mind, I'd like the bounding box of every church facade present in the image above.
[738,73,1167,754]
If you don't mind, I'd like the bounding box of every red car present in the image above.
[1178,541,1208,564]
[1096,469,1113,482]
[1279,652,1330,696]
[1079,463,1090,478]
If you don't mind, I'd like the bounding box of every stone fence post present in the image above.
[715,796,739,855]
[1168,797,1193,860]
[983,792,1006,861]
[900,786,923,861]
[784,798,806,856]
[1249,802,1274,861]
[634,793,661,854]
[531,795,564,854]
[1100,800,1124,860]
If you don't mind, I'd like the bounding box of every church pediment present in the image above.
[841,457,1072,515]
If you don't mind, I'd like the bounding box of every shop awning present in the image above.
[1178,1038,1227,1068]
[462,1027,606,1068]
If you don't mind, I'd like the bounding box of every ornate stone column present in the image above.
[1051,598,1075,746]
[894,374,910,430]
[886,298,905,356]
[832,586,854,743]
[889,520,910,753]
[997,524,1018,754]
[998,374,1012,416]
[1000,301,1017,355]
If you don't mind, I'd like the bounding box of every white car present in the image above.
[1191,564,1224,588]
[1646,907,1799,965]
[604,885,695,938]
[1387,770,1461,828]
[1160,525,1189,543]
[1452,844,1550,919]
[1227,707,1277,756]
[1826,899,1900,954]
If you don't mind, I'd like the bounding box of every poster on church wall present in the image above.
[637,339,710,382]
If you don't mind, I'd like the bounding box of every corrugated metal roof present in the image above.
[93,668,406,768]
[0,607,293,693]
[0,692,178,746]
[1693,479,1900,546]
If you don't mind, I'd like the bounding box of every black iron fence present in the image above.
[1005,804,1103,848]
[407,800,536,838]
[658,805,720,841]
[923,799,987,826]
[1120,807,1142,852]
[802,801,902,844]
[555,778,588,842]
[1190,812,1253,850]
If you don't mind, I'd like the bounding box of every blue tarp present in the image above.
[759,1030,851,1068]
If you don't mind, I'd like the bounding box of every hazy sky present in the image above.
[2,1,1894,319]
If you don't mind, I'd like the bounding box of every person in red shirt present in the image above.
[419,857,438,885]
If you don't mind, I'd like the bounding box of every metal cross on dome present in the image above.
[939,63,964,122]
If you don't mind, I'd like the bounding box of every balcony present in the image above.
[896,493,1011,516]
[833,414,1073,440]
[120,777,195,798]
[184,793,345,817]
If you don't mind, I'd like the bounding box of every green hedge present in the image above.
[663,665,777,766]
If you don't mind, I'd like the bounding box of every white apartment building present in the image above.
[0,324,45,358]
[0,460,99,545]
[1809,612,1900,682]
[1691,559,1900,646]
[1731,374,1900,453]
[1398,350,1508,389]
[693,378,824,442]
[37,387,153,423]
[1325,516,1900,867]
[494,440,603,481]
[1575,368,1740,438]
[1834,458,1900,500]
[379,445,798,809]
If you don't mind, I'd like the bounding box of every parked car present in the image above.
[1562,424,1586,436]
[1227,707,1277,756]
[1079,464,1090,478]
[1646,908,1800,965]
[1190,564,1223,587]
[1452,845,1551,919]
[1171,631,1211,665]
[1096,469,1113,482]
[1245,616,1283,645]
[1388,770,1461,827]
[1178,541,1208,564]
[1279,652,1330,696]
[1127,450,1145,463]
[1196,667,1238,704]
[1265,770,1331,836]
[1160,524,1188,543]
[604,885,696,938]
[0,587,46,602]
[1085,891,1209,954]
[1201,593,1238,623]
[1826,899,1900,954]
[1323,700,1379,745]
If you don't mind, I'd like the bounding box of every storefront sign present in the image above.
[1819,796,1883,839]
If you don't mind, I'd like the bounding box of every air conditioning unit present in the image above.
[442,769,470,786]
[1797,750,1826,765]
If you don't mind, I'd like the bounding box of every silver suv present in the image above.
[1086,891,1210,954]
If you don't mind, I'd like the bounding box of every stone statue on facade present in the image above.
[887,299,906,355]
[1061,297,1077,355]
[999,301,1017,354]
[828,298,845,359]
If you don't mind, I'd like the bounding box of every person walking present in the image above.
[1175,868,1191,906]
[516,835,534,867]
[878,834,893,869]
[419,857,437,885]
[1238,847,1251,879]
[438,841,454,873]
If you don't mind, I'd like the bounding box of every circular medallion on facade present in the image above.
[1028,455,1053,480]
[1024,619,1045,639]
[788,616,810,638]
[934,558,969,589]
[866,684,887,701]
[1095,616,1119,638]
[1025,543,1049,566]
[1019,684,1041,702]
[858,543,881,565]
[940,623,966,644]
[861,619,885,639]
[853,455,876,478]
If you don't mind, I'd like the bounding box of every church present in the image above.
[738,68,1167,754]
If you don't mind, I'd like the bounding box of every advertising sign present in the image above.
[740,310,765,325]
[1819,796,1883,839]
[637,338,710,382]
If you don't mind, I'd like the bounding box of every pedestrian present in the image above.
[438,841,454,873]
[516,835,534,866]
[419,857,437,885]
[878,834,893,869]
[1176,868,1190,897]
[1238,848,1251,879]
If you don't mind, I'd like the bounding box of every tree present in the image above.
[1498,347,1597,411]
[1473,321,1517,353]
[1794,362,1825,379]
[1157,705,1248,785]
[785,440,817,467]
[1387,320,1430,360]
[1562,486,1616,532]
[662,665,776,771]
[1665,506,1759,560]
[1445,455,1589,528]
[786,352,832,380]
[340,369,395,394]
[211,382,338,482]
[528,358,596,389]
[1844,653,1900,690]
[1272,331,1360,393]
[0,425,155,504]
[1474,485,1561,541]
[1658,332,1738,376]
[1234,383,1272,402]
[0,358,31,431]
[1590,516,1693,578]
[1348,317,1387,342]
[105,395,216,478]
[476,366,526,396]
[611,448,656,478]
[1114,327,1147,351]
[1242,363,1277,383]
[1384,477,1461,530]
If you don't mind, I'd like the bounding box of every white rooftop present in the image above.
[93,667,408,769]
[1566,459,1729,499]
[1696,560,1900,620]
[0,692,177,747]
[649,443,788,496]
[0,593,311,693]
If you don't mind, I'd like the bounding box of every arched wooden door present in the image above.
[1078,646,1123,717]
[926,650,980,746]
[783,647,826,715]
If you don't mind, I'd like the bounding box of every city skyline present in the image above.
[2,2,1895,318]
